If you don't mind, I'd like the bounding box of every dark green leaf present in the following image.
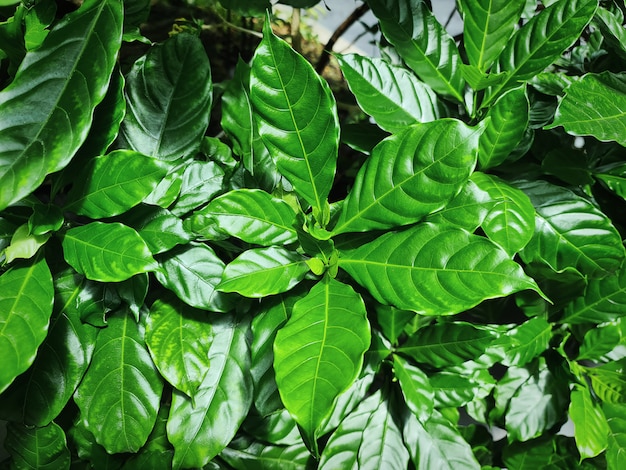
[595,163,626,201]
[393,354,433,422]
[221,437,312,470]
[5,421,70,470]
[502,435,583,469]
[170,161,225,216]
[569,385,609,459]
[29,203,63,235]
[564,266,626,324]
[68,418,126,470]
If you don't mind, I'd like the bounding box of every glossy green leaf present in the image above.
[586,360,626,403]
[243,407,301,447]
[460,0,526,72]
[502,435,583,469]
[155,243,235,312]
[273,277,370,451]
[145,296,212,399]
[578,321,623,362]
[596,163,626,201]
[489,316,551,367]
[68,419,127,470]
[368,0,465,101]
[548,72,626,147]
[569,385,609,459]
[594,7,626,61]
[74,312,163,454]
[221,437,312,470]
[333,120,480,235]
[4,421,70,470]
[517,179,625,278]
[337,53,441,132]
[4,223,50,263]
[195,189,298,245]
[0,0,122,211]
[319,390,409,469]
[484,0,598,106]
[0,255,53,394]
[218,247,310,298]
[604,402,626,469]
[429,371,478,409]
[250,19,339,218]
[375,305,415,345]
[170,161,225,216]
[340,223,542,315]
[118,32,212,161]
[65,150,168,218]
[167,315,252,469]
[121,204,191,255]
[393,354,434,422]
[29,203,64,235]
[398,322,495,368]
[479,85,530,169]
[62,222,157,282]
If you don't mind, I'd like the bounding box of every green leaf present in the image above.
[337,53,441,133]
[564,266,626,324]
[333,120,480,235]
[398,322,495,368]
[479,85,530,170]
[547,72,626,147]
[489,316,552,367]
[429,371,479,409]
[273,277,370,452]
[167,315,252,469]
[74,312,163,454]
[604,402,626,469]
[594,7,626,62]
[368,0,465,102]
[0,255,53,394]
[118,32,212,161]
[4,421,70,470]
[65,150,168,218]
[194,189,298,245]
[68,419,127,470]
[121,204,191,255]
[218,247,310,298]
[578,321,623,362]
[340,223,543,315]
[170,161,225,216]
[459,0,526,72]
[29,203,64,235]
[517,179,625,278]
[155,243,235,312]
[569,385,610,459]
[319,390,410,469]
[473,173,535,256]
[250,18,339,218]
[145,295,212,399]
[62,222,158,282]
[502,435,583,469]
[484,0,598,106]
[586,360,626,403]
[393,354,434,422]
[221,437,312,470]
[4,223,50,263]
[596,163,626,201]
[375,304,415,345]
[0,0,122,211]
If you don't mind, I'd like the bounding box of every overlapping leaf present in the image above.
[586,360,626,403]
[0,0,123,211]
[221,438,312,470]
[170,161,224,216]
[489,316,551,367]
[337,53,441,132]
[121,204,191,255]
[569,385,610,459]
[595,163,626,201]
[333,120,480,235]
[339,223,542,315]
[4,422,71,470]
[604,402,626,469]
[393,355,434,422]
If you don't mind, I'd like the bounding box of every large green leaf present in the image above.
[154,243,235,312]
[62,222,158,282]
[74,312,163,454]
[0,0,122,211]
[577,321,623,362]
[484,0,597,106]
[319,390,409,469]
[517,179,625,278]
[547,72,626,147]
[250,19,338,220]
[333,120,480,235]
[167,315,252,469]
[586,360,626,404]
[489,316,551,367]
[4,421,71,470]
[459,0,526,72]
[65,150,168,218]
[337,53,441,133]
[604,402,626,469]
[339,223,542,315]
[273,277,370,452]
[569,385,610,459]
[0,255,53,394]
[221,437,312,470]
[393,354,434,422]
[367,0,465,102]
[118,32,212,161]
[194,189,298,245]
[145,295,212,399]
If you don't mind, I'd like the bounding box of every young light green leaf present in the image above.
[4,422,70,470]
[273,277,370,453]
[604,402,626,469]
[564,266,626,324]
[393,354,434,422]
[250,18,339,219]
[333,120,480,235]
[4,223,50,263]
[0,0,123,211]
[459,0,526,72]
[68,419,127,470]
[0,255,53,394]
[145,295,212,399]
[319,390,410,470]
[218,247,310,298]
[62,222,158,282]
[168,315,252,469]
[368,0,465,102]
[337,53,441,132]
[340,223,543,315]
[547,72,626,147]
[118,32,212,161]
[594,7,626,62]
[569,385,610,459]
[74,312,164,454]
